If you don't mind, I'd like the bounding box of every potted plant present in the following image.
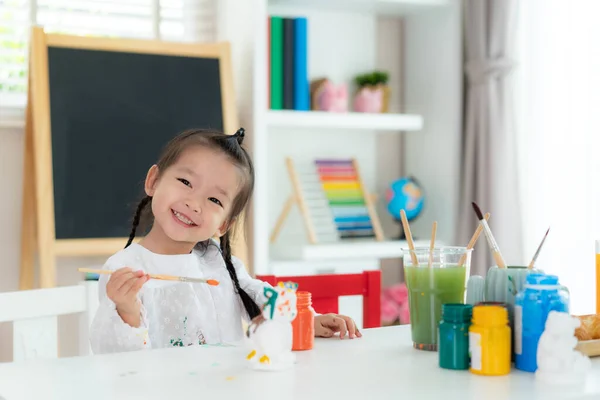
[352,70,390,113]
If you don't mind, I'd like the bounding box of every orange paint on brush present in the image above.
[207,279,220,286]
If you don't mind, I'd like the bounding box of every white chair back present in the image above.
[0,281,99,362]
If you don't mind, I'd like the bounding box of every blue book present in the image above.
[293,17,309,110]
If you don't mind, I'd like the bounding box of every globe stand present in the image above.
[393,218,418,241]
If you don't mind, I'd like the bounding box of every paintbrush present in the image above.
[471,202,507,269]
[458,212,490,266]
[528,227,550,269]
[78,268,220,286]
[428,221,437,268]
[400,209,419,266]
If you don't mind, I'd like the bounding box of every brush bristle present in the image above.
[207,279,220,286]
[471,202,484,221]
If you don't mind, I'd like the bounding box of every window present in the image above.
[0,0,216,110]
[515,0,600,315]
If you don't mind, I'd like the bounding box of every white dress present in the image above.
[89,240,268,354]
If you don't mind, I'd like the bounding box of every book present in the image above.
[270,16,284,110]
[293,17,309,111]
[282,18,295,110]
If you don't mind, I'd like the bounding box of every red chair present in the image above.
[256,270,381,328]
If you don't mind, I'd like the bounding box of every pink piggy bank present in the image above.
[353,86,383,113]
[317,81,348,112]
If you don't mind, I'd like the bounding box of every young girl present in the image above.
[90,128,361,354]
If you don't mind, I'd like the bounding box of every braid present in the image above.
[125,196,151,248]
[220,232,261,319]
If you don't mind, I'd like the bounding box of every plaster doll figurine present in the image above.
[246,282,298,371]
[536,311,591,385]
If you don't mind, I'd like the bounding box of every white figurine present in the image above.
[536,310,591,385]
[246,281,298,371]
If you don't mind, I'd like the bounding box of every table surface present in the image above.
[0,326,598,400]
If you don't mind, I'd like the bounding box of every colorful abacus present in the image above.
[315,159,377,239]
[270,157,384,244]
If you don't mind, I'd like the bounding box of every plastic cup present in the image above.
[403,246,471,351]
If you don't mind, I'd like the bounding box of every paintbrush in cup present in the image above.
[400,209,419,266]
[528,227,550,269]
[471,202,507,269]
[78,268,220,286]
[458,212,490,266]
[428,221,437,268]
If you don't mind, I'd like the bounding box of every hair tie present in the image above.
[233,128,245,145]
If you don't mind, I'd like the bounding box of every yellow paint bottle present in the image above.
[469,305,511,376]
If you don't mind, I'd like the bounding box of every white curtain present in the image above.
[457,0,522,276]
[515,0,600,315]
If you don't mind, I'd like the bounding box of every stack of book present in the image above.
[268,15,309,111]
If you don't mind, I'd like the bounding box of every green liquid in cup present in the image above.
[405,265,467,349]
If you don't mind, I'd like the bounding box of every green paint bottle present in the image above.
[438,303,473,370]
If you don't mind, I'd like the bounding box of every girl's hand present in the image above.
[106,267,148,325]
[314,313,362,339]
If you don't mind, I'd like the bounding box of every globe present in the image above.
[385,177,424,222]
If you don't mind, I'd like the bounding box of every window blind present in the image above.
[0,0,216,109]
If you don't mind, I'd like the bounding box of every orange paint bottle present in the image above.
[596,240,600,314]
[292,291,315,351]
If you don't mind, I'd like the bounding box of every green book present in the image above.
[270,16,284,110]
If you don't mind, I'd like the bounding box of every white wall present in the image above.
[403,3,462,244]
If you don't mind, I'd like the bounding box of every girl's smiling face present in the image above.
[143,145,241,252]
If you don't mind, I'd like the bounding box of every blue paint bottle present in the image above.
[514,274,569,372]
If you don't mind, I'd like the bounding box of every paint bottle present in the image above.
[292,291,314,350]
[469,304,511,376]
[475,301,514,360]
[439,303,473,370]
[514,274,569,372]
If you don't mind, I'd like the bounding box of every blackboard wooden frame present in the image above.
[20,27,243,289]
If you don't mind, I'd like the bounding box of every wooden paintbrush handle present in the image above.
[493,251,507,269]
[400,209,419,266]
[458,212,490,266]
[148,273,180,282]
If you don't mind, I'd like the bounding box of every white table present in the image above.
[0,326,598,400]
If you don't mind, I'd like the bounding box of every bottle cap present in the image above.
[472,305,508,327]
[526,273,558,285]
[296,291,312,306]
[442,303,473,323]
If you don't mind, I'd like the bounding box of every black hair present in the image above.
[124,128,261,320]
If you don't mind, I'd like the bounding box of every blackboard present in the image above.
[48,47,224,239]
[20,28,241,288]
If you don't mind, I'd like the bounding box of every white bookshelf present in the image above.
[270,239,434,261]
[267,110,423,131]
[269,0,450,16]
[250,0,462,276]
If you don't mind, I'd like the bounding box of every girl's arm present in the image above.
[89,261,152,354]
